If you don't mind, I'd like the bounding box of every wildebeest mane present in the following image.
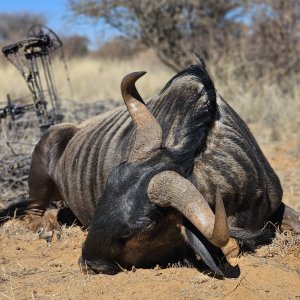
[159,57,216,102]
[152,58,217,161]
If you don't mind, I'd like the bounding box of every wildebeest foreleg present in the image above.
[24,152,62,242]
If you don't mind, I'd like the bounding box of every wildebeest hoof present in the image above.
[24,211,61,243]
[280,205,300,234]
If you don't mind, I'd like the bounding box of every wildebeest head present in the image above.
[81,63,237,275]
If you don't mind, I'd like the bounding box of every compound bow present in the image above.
[0,25,69,132]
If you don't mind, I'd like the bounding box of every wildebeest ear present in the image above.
[121,72,162,162]
[148,171,229,248]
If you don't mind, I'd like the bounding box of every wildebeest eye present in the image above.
[117,232,132,242]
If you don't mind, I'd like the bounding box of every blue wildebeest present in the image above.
[3,59,300,275]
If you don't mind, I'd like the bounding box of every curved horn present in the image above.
[148,171,230,248]
[121,72,162,162]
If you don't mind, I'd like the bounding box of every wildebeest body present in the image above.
[42,91,281,232]
[19,61,297,275]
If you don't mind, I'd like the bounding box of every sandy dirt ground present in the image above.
[0,221,299,300]
[0,131,300,300]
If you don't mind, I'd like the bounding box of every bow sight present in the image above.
[0,25,69,132]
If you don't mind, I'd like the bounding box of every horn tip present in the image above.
[121,71,147,90]
[211,186,230,247]
[133,71,147,79]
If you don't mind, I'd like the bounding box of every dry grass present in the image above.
[270,230,300,258]
[1,49,299,139]
[0,49,173,104]
[208,59,300,140]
